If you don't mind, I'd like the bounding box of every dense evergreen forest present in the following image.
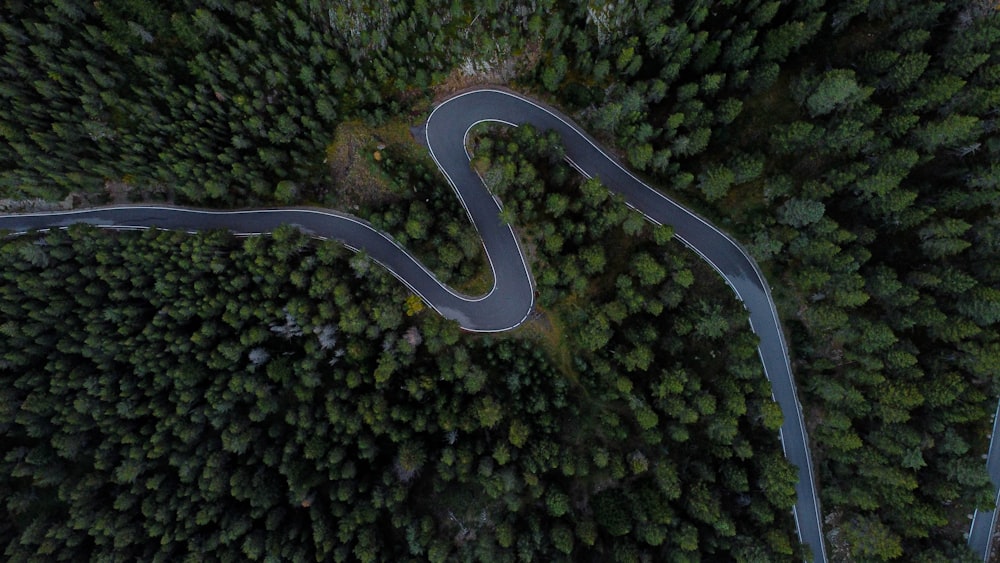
[0,216,800,560]
[1,0,999,560]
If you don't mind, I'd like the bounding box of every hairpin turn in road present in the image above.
[0,88,830,560]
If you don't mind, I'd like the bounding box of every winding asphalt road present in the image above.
[0,89,826,561]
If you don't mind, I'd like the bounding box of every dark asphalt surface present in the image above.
[429,90,826,561]
[0,206,523,330]
[0,88,826,561]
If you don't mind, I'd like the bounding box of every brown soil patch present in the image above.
[105,179,134,204]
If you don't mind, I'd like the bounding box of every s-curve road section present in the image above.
[427,89,827,562]
[0,205,532,333]
[0,88,827,562]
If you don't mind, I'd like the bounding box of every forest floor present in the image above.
[519,303,580,387]
[450,262,493,296]
[324,120,411,209]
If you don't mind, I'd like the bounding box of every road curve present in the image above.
[0,88,827,561]
[0,205,530,332]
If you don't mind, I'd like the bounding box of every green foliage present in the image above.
[800,69,873,117]
[0,0,552,204]
[778,198,825,228]
[485,1,1000,558]
[697,165,736,202]
[4,0,1000,559]
[913,114,981,152]
[628,4,1000,559]
[594,490,632,537]
[0,167,797,563]
[470,125,799,558]
[839,515,903,561]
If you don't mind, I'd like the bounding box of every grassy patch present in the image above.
[519,302,581,387]
[324,119,424,209]
[451,261,494,296]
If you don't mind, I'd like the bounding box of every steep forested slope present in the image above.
[0,220,799,561]
[1,1,999,560]
[573,4,1000,559]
